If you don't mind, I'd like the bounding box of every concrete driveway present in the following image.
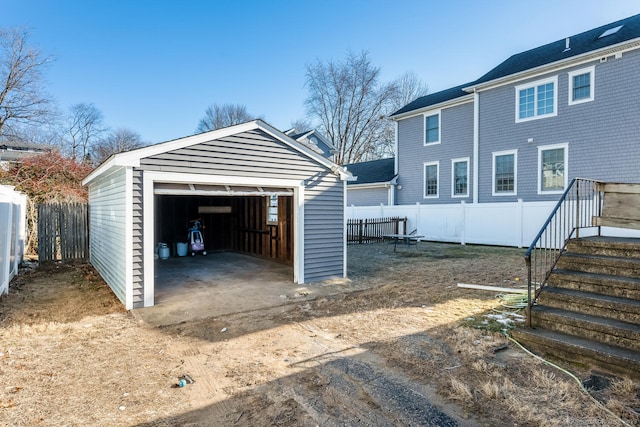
[133,251,358,326]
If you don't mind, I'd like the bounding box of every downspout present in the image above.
[473,89,479,204]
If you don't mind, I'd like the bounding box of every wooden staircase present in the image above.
[515,181,640,380]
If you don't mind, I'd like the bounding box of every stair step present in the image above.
[567,237,640,258]
[531,306,640,352]
[557,252,640,278]
[549,269,640,299]
[511,327,640,380]
[539,287,640,324]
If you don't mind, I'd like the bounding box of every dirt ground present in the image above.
[1,242,639,426]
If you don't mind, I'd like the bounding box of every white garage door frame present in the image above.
[143,170,305,307]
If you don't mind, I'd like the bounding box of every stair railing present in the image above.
[524,178,603,327]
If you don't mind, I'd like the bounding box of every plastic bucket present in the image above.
[176,242,188,257]
[158,243,170,260]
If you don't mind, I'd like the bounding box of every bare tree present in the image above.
[304,51,399,164]
[196,103,259,133]
[92,127,146,165]
[0,27,53,139]
[288,118,313,133]
[376,71,430,158]
[64,103,107,163]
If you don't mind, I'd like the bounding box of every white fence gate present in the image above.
[0,185,27,295]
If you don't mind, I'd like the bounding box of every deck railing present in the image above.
[524,178,603,327]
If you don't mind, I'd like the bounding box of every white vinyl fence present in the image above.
[347,200,558,248]
[0,185,27,295]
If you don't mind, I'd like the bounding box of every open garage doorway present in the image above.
[154,192,294,264]
[151,187,297,308]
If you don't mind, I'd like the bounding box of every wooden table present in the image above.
[384,233,424,252]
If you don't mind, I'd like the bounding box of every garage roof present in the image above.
[83,120,352,186]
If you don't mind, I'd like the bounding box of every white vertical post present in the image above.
[461,200,466,245]
[415,202,421,235]
[518,198,524,248]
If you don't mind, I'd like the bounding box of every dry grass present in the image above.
[1,242,638,426]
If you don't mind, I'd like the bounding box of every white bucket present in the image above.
[158,243,170,260]
[176,242,188,257]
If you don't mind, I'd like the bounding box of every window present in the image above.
[451,158,469,197]
[568,66,595,105]
[423,161,439,198]
[492,150,517,196]
[266,194,278,224]
[599,25,623,38]
[515,77,558,122]
[538,143,568,194]
[424,112,440,145]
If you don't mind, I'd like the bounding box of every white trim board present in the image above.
[141,170,305,307]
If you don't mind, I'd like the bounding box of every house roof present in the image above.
[0,141,53,162]
[83,120,352,186]
[344,157,396,185]
[390,83,474,117]
[391,13,640,117]
[474,13,640,86]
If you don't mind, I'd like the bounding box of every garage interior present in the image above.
[153,184,294,265]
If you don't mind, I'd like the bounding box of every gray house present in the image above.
[83,120,351,309]
[0,141,52,169]
[345,158,397,206]
[391,14,640,205]
[284,128,337,161]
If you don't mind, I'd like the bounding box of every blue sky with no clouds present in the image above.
[2,0,639,144]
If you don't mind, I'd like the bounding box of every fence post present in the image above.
[518,198,524,248]
[358,219,363,244]
[460,201,466,246]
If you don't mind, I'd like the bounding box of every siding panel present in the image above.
[88,167,128,305]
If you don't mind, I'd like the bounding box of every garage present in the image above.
[82,120,351,309]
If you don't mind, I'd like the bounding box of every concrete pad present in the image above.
[133,251,358,327]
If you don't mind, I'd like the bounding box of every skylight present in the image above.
[599,25,623,38]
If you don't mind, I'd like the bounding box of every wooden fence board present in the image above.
[38,203,88,262]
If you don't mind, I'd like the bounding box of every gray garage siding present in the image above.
[87,166,128,305]
[303,179,345,281]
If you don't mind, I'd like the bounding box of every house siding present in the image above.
[478,49,640,202]
[347,187,389,206]
[87,167,128,305]
[136,128,344,283]
[396,102,474,204]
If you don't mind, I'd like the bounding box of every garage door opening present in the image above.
[151,182,297,306]
[154,192,294,264]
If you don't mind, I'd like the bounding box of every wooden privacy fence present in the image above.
[38,203,88,262]
[347,217,407,244]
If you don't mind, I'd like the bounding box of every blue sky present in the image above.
[2,0,639,144]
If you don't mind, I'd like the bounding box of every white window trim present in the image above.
[515,76,558,123]
[451,157,470,198]
[568,66,595,106]
[492,149,518,196]
[423,161,439,199]
[423,110,441,146]
[537,143,569,195]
